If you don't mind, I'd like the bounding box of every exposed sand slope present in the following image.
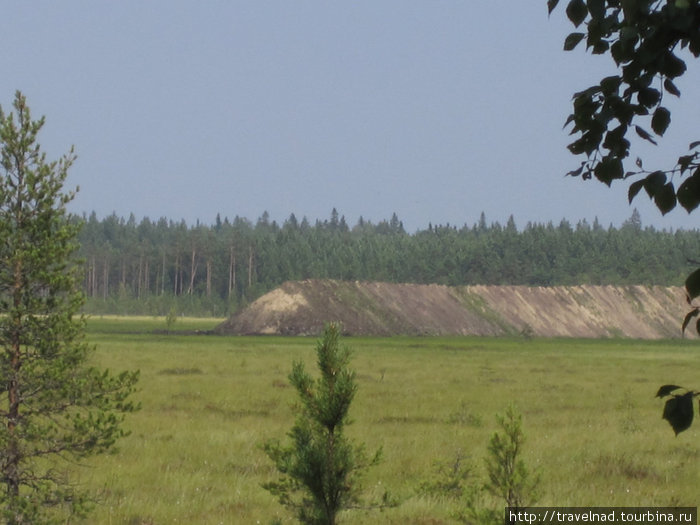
[215,279,692,338]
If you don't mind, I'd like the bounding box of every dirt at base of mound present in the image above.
[215,279,694,339]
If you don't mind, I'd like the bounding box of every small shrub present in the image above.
[165,306,178,333]
[456,405,540,524]
[484,405,540,510]
[519,324,534,339]
[617,389,641,434]
[157,367,203,375]
[418,450,474,500]
[262,323,384,524]
[447,401,483,427]
[590,453,659,481]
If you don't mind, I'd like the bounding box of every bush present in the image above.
[456,405,541,524]
[262,323,383,524]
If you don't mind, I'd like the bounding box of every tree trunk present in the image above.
[88,256,97,297]
[187,248,197,295]
[206,258,212,298]
[248,246,254,289]
[228,246,236,299]
[161,251,166,296]
[6,257,22,501]
[102,257,109,300]
[93,258,97,297]
[174,254,180,296]
[137,256,143,299]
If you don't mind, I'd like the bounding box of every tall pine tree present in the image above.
[0,91,139,523]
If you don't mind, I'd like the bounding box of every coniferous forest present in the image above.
[78,208,700,316]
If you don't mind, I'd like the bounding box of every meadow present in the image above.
[74,316,700,524]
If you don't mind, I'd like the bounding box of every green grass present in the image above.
[84,314,223,334]
[73,319,700,524]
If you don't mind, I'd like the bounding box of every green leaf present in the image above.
[682,309,700,334]
[602,124,630,156]
[586,0,605,19]
[591,39,610,54]
[610,40,624,64]
[594,156,623,185]
[548,0,561,15]
[643,171,667,198]
[564,32,586,51]
[567,164,584,177]
[619,26,639,57]
[656,385,684,398]
[677,172,700,212]
[637,87,660,108]
[566,0,588,26]
[572,85,602,100]
[628,179,646,203]
[690,32,700,56]
[662,392,694,435]
[664,78,681,97]
[654,182,677,214]
[661,52,687,78]
[690,141,700,149]
[677,154,696,174]
[599,75,621,94]
[633,104,650,117]
[635,125,657,145]
[685,268,700,302]
[651,107,671,136]
[567,138,587,155]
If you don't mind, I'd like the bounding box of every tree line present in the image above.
[77,207,700,317]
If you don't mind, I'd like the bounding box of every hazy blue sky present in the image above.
[4,2,700,232]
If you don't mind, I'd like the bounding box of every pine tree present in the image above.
[484,406,540,511]
[0,91,139,523]
[263,323,382,524]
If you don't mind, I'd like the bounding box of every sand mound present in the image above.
[215,279,692,339]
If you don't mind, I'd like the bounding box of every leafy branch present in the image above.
[681,264,700,335]
[551,0,700,438]
[550,0,700,214]
[656,385,699,435]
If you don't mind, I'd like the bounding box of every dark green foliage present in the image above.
[681,306,700,334]
[681,267,700,336]
[656,384,683,398]
[457,406,540,525]
[551,0,700,214]
[0,92,139,524]
[656,385,698,435]
[262,323,382,524]
[684,268,700,302]
[662,393,694,435]
[165,305,178,333]
[77,208,700,316]
[417,450,474,500]
[484,406,540,511]
[551,0,700,437]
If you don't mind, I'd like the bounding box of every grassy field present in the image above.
[72,316,700,524]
